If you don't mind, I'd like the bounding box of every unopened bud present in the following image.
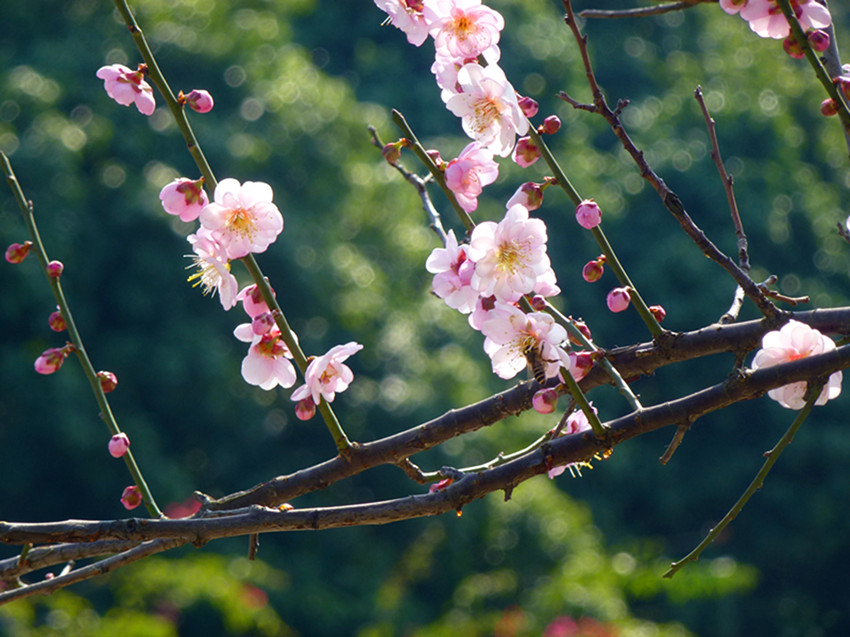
[108,432,131,458]
[382,141,403,164]
[295,398,316,421]
[821,97,839,117]
[576,199,602,229]
[808,29,830,53]
[606,287,631,313]
[48,307,66,332]
[570,351,595,381]
[120,485,143,510]
[182,89,214,113]
[46,260,64,279]
[782,34,805,59]
[649,304,667,322]
[506,182,544,211]
[517,95,539,118]
[34,345,74,375]
[569,318,592,345]
[582,258,605,283]
[512,136,540,168]
[98,370,118,393]
[532,388,558,414]
[530,294,547,311]
[252,311,276,335]
[425,148,443,167]
[539,115,561,135]
[5,241,32,264]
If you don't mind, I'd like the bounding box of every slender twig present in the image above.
[368,125,448,244]
[559,0,781,320]
[0,540,142,580]
[580,0,710,20]
[1,152,161,519]
[664,376,828,577]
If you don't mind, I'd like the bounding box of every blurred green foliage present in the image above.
[1,0,849,635]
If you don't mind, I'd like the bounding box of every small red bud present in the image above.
[295,398,316,421]
[649,305,667,322]
[382,142,402,164]
[121,485,143,510]
[530,295,547,311]
[98,370,118,393]
[607,287,631,313]
[539,115,561,135]
[517,95,539,118]
[821,98,839,117]
[425,149,443,167]
[576,199,602,229]
[46,260,64,279]
[783,35,805,59]
[808,29,829,53]
[108,432,131,458]
[582,259,605,283]
[569,318,592,346]
[5,241,33,264]
[48,307,66,332]
[182,89,214,113]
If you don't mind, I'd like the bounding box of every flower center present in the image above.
[225,207,256,239]
[472,97,502,134]
[495,240,523,274]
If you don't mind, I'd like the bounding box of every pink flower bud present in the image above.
[570,351,595,381]
[183,89,214,113]
[159,177,208,223]
[48,307,66,332]
[569,318,592,345]
[821,98,839,117]
[426,149,443,167]
[532,388,558,414]
[530,295,547,311]
[649,304,667,322]
[808,29,830,53]
[98,370,118,393]
[429,477,453,493]
[512,137,540,167]
[108,432,131,458]
[46,260,64,279]
[120,485,143,510]
[252,311,276,335]
[783,35,805,59]
[606,287,631,313]
[539,115,561,135]
[5,241,32,264]
[506,182,544,211]
[582,258,605,283]
[382,141,402,164]
[576,199,602,229]
[518,95,539,118]
[34,345,73,375]
[833,76,850,100]
[295,397,316,421]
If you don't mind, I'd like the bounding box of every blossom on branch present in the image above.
[444,141,499,212]
[234,324,298,391]
[445,63,528,157]
[291,342,364,405]
[751,320,842,409]
[374,0,445,46]
[95,64,156,115]
[186,230,238,310]
[548,407,595,479]
[426,229,479,313]
[431,0,504,60]
[721,0,831,40]
[159,177,208,222]
[467,204,554,302]
[199,178,284,260]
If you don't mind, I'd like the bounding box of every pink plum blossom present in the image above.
[444,141,499,212]
[199,178,284,260]
[182,89,214,113]
[96,64,156,115]
[120,485,143,510]
[467,204,553,302]
[532,388,558,414]
[548,406,595,479]
[506,182,544,211]
[237,283,274,319]
[512,136,540,167]
[607,287,631,313]
[234,324,298,391]
[374,0,446,47]
[426,229,479,313]
[739,0,831,40]
[160,177,208,222]
[445,63,529,157]
[751,319,842,409]
[720,0,748,15]
[291,342,364,405]
[431,0,504,60]
[108,433,131,458]
[186,230,239,310]
[480,303,569,381]
[34,345,73,375]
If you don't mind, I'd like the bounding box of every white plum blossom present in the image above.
[159,177,208,222]
[186,229,239,310]
[374,0,446,47]
[199,178,284,260]
[291,342,364,405]
[425,229,479,313]
[445,63,528,157]
[751,320,842,409]
[467,203,554,302]
[234,323,297,391]
[431,0,505,60]
[548,406,595,479]
[480,302,569,381]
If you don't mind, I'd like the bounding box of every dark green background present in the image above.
[1,1,849,635]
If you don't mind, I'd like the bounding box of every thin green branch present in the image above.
[2,152,161,518]
[664,376,828,577]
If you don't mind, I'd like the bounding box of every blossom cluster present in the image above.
[719,0,831,45]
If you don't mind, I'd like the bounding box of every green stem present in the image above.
[527,125,663,337]
[392,110,476,234]
[664,377,827,578]
[2,152,161,518]
[113,0,217,190]
[240,255,353,453]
